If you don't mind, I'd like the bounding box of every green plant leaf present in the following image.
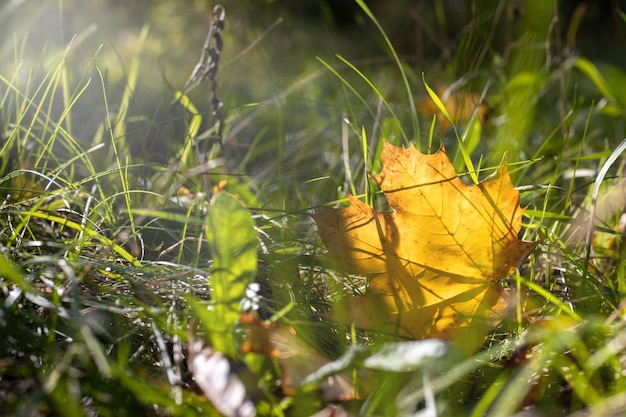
[202,192,258,355]
[302,340,451,387]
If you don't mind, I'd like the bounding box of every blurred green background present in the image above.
[2,0,626,208]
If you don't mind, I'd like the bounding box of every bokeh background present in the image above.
[2,0,626,208]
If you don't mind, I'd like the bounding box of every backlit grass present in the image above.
[1,1,626,416]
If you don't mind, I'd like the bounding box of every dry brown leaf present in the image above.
[188,336,257,417]
[241,314,355,402]
[314,142,537,342]
[416,85,489,129]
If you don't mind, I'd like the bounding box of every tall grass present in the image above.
[2,1,626,416]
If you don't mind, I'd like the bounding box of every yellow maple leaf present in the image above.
[314,142,537,343]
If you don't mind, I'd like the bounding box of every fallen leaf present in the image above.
[309,404,355,417]
[314,142,537,342]
[416,85,489,130]
[241,314,355,402]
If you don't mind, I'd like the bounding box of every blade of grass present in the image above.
[316,56,376,121]
[354,0,419,145]
[173,91,202,167]
[331,55,407,144]
[112,24,149,156]
[514,274,583,322]
[575,57,620,105]
[584,137,626,290]
[0,251,35,292]
[17,210,141,266]
[422,75,478,184]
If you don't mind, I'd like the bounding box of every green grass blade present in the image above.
[575,57,620,105]
[17,210,141,267]
[332,55,408,145]
[0,252,35,292]
[174,91,203,167]
[584,137,626,290]
[515,274,583,322]
[112,24,150,155]
[422,75,478,183]
[354,0,419,145]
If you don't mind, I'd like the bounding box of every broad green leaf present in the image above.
[302,340,451,386]
[203,192,258,355]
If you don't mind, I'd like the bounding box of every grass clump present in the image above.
[2,1,626,416]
